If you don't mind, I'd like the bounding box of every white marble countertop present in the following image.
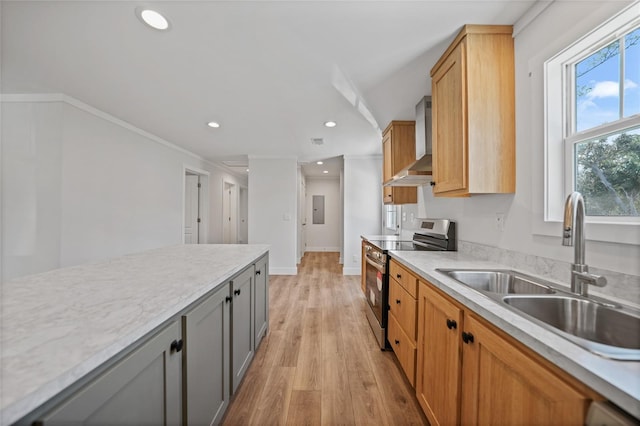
[0,244,269,426]
[389,250,640,419]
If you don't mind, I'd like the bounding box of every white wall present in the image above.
[305,177,340,252]
[402,1,639,277]
[248,156,298,275]
[1,95,247,281]
[343,155,382,275]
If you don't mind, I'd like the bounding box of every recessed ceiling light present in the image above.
[323,170,329,174]
[207,121,220,128]
[324,121,337,128]
[246,169,249,172]
[137,8,170,31]
[317,161,323,165]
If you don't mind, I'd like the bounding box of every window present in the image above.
[384,205,399,233]
[545,2,640,228]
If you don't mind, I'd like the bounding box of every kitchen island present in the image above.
[389,250,640,420]
[0,244,269,426]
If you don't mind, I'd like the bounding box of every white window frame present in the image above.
[543,1,640,244]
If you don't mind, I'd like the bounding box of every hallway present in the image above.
[222,252,427,425]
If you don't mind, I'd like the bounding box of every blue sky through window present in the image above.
[575,27,640,132]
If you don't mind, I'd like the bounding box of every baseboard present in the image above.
[269,267,298,275]
[343,267,361,276]
[305,247,340,252]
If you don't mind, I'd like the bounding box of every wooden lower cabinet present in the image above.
[461,314,593,425]
[417,279,599,426]
[416,282,463,426]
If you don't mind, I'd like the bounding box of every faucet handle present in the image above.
[573,271,607,288]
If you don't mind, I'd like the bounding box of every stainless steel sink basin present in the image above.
[438,269,555,295]
[503,295,640,360]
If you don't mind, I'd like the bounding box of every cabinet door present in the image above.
[231,266,254,394]
[183,283,230,426]
[461,314,592,425]
[416,282,463,426]
[40,321,182,426]
[254,255,269,348]
[389,278,417,340]
[432,39,467,195]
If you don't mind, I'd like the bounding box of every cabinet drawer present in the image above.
[389,259,418,298]
[389,278,417,341]
[388,312,417,388]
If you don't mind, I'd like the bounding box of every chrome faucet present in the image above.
[562,192,606,296]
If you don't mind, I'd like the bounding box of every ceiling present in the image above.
[1,1,536,177]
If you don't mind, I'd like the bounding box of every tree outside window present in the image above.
[570,26,640,217]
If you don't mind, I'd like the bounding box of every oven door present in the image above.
[364,254,387,325]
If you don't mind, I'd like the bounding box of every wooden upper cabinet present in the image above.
[382,121,418,205]
[430,25,515,196]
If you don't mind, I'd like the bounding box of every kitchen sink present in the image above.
[437,269,555,295]
[503,295,640,360]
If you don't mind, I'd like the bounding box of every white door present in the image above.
[184,175,199,244]
[223,182,237,244]
[238,187,248,244]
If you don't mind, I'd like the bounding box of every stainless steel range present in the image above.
[363,219,456,349]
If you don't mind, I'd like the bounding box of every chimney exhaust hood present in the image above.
[383,96,432,187]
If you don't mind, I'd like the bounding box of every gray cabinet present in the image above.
[38,321,182,425]
[182,282,230,426]
[254,255,269,348]
[231,266,254,394]
[30,254,269,426]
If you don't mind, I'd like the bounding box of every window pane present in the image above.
[624,27,640,118]
[575,40,620,132]
[575,127,640,216]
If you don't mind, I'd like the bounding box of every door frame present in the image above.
[182,165,210,244]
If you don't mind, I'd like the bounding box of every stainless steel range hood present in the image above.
[384,96,433,187]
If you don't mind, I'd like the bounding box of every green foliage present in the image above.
[576,132,640,216]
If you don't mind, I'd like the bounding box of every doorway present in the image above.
[223,181,238,244]
[183,166,209,244]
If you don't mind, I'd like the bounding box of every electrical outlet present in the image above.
[495,213,505,231]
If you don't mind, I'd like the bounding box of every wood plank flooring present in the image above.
[222,252,428,425]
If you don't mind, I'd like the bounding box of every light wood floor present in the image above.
[222,252,428,425]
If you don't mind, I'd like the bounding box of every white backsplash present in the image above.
[458,240,640,309]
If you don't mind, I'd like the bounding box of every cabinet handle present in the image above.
[395,299,401,304]
[461,332,474,344]
[430,181,436,186]
[225,296,232,303]
[446,319,457,330]
[395,339,400,345]
[234,289,241,296]
[256,270,261,275]
[170,339,184,353]
[396,273,402,279]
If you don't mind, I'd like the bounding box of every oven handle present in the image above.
[365,255,386,273]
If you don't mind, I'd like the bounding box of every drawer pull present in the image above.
[396,273,402,279]
[395,339,400,345]
[170,339,184,353]
[446,319,457,330]
[462,332,474,344]
[395,299,401,304]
